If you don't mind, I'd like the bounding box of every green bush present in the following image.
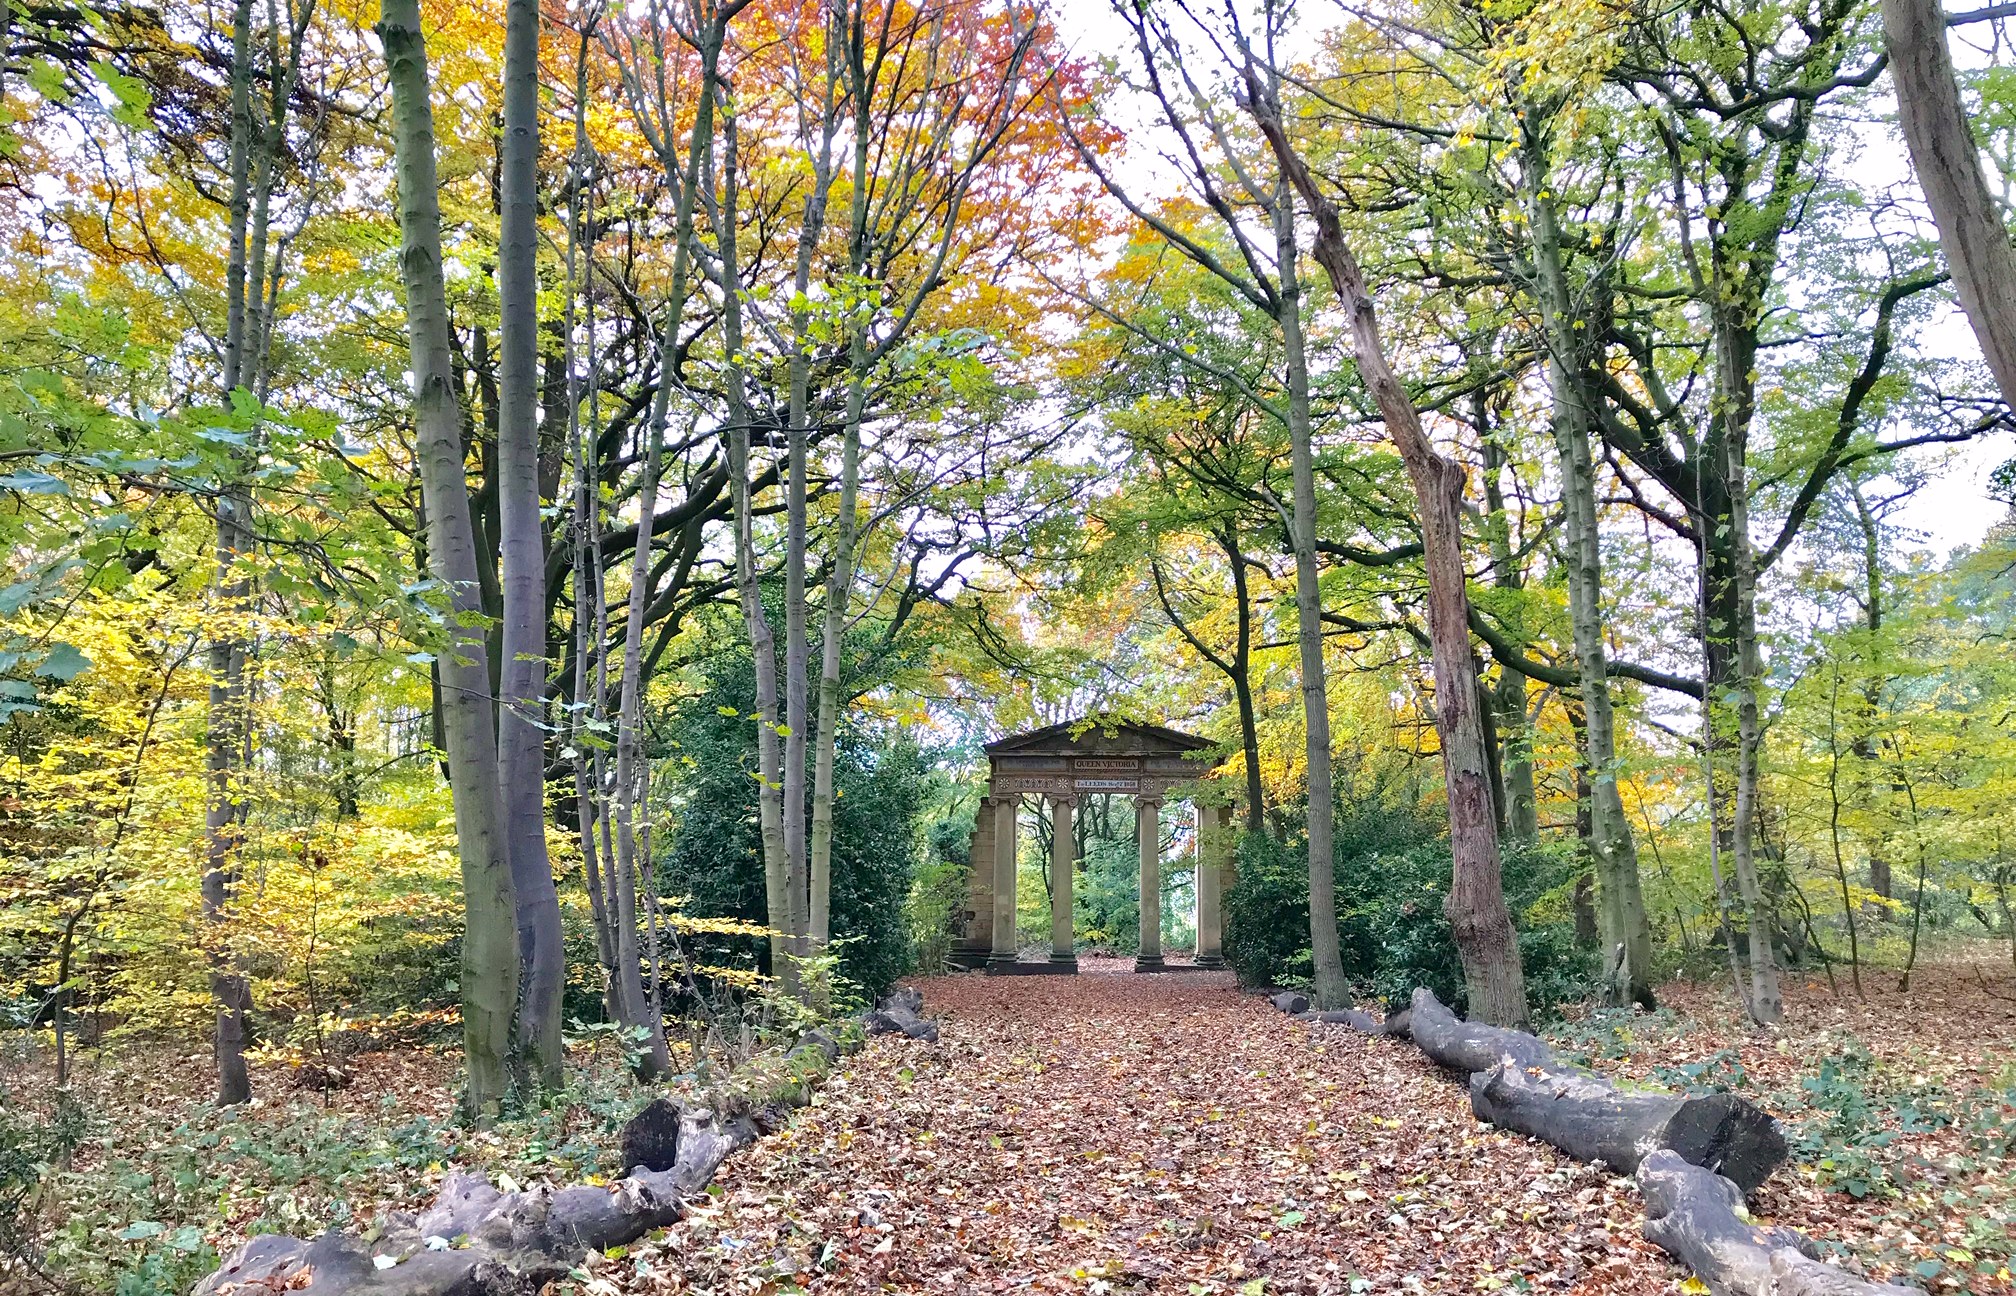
[658,641,927,998]
[1222,794,1595,1020]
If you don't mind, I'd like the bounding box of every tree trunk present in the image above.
[810,47,863,956]
[495,0,564,1093]
[1523,149,1655,1008]
[1221,526,1268,835]
[808,346,861,955]
[202,0,259,1112]
[1882,0,2016,404]
[380,0,520,1120]
[781,115,839,983]
[1720,410,1782,1024]
[1248,71,1526,1026]
[713,92,793,984]
[1850,483,1892,909]
[1478,423,1536,842]
[1404,986,1555,1074]
[1270,177,1348,1013]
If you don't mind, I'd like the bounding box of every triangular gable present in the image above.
[983,716,1220,758]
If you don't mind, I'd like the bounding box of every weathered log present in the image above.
[1637,1150,1920,1296]
[1312,1008,1385,1031]
[1381,1006,1412,1040]
[1406,986,1555,1073]
[1270,990,1310,1015]
[617,1095,682,1173]
[862,987,939,1041]
[198,1103,759,1295]
[1470,1062,1786,1193]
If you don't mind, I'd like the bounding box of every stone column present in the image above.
[1135,795,1163,971]
[989,793,1019,968]
[1194,802,1227,968]
[1049,795,1077,967]
[953,797,998,967]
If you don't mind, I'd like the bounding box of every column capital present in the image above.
[1136,794,1163,809]
[1048,791,1079,807]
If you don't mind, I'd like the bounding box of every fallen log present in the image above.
[1380,1006,1412,1040]
[1270,990,1311,1014]
[195,1105,757,1295]
[1406,986,1556,1073]
[863,986,939,1042]
[1312,1008,1384,1031]
[198,996,906,1296]
[1470,1061,1786,1193]
[1637,1151,1920,1296]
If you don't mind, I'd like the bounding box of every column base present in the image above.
[1191,953,1226,969]
[1047,952,1079,969]
[1133,953,1166,972]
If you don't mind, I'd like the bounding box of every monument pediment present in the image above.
[982,716,1224,802]
[982,717,1221,760]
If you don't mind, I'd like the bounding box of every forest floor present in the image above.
[597,956,2016,1295]
[8,956,2014,1294]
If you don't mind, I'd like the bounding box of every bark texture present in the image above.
[1522,153,1655,1009]
[380,0,520,1118]
[1244,66,1526,1026]
[203,0,261,1111]
[495,0,565,1092]
[1882,0,2016,404]
[1470,1062,1784,1193]
[1638,1152,1920,1296]
[195,996,926,1296]
[1403,986,1556,1074]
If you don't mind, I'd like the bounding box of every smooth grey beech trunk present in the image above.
[1270,180,1349,1012]
[710,86,794,983]
[805,2,1036,951]
[810,12,869,953]
[380,0,521,1119]
[1720,418,1783,1024]
[602,21,729,1082]
[1520,143,1655,1008]
[808,347,862,953]
[1246,59,1527,1026]
[1478,429,1537,842]
[780,59,840,975]
[204,0,258,1111]
[1882,0,2016,404]
[1849,484,1892,905]
[495,0,565,1093]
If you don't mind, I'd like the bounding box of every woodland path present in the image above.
[629,958,1682,1294]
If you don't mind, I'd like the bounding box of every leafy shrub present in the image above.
[1787,1038,1953,1199]
[1223,792,1594,1018]
[1,1086,89,1285]
[1076,832,1145,953]
[658,640,927,998]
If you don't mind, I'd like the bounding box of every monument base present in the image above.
[987,957,1078,976]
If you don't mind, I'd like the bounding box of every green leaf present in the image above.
[34,643,90,681]
[25,59,68,102]
[118,1220,166,1241]
[0,469,69,495]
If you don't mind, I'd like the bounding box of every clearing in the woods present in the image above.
[591,962,2016,1295]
